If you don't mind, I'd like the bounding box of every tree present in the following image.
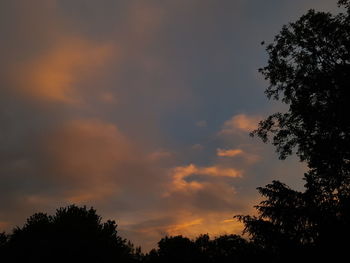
[201,234,262,263]
[236,182,316,261]
[4,205,137,263]
[155,235,198,263]
[253,0,350,194]
[144,234,264,263]
[238,0,350,260]
[0,232,8,253]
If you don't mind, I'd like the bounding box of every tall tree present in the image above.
[253,0,350,194]
[238,0,350,260]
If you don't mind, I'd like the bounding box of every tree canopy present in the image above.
[253,0,350,193]
[143,234,262,263]
[239,0,350,261]
[2,205,137,263]
[0,207,262,263]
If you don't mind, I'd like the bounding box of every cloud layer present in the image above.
[0,0,333,251]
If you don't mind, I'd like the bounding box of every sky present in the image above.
[0,0,339,251]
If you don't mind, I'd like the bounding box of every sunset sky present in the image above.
[0,0,338,250]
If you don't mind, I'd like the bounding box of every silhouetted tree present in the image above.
[156,235,198,263]
[200,234,263,262]
[238,0,350,261]
[143,234,264,263]
[236,182,317,261]
[254,0,350,194]
[0,232,8,254]
[3,205,137,263]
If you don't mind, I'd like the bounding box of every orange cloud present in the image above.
[166,218,204,236]
[16,37,114,103]
[171,165,204,192]
[217,148,243,157]
[176,164,243,178]
[217,148,260,164]
[38,118,172,206]
[220,114,261,134]
[42,119,133,202]
[164,212,244,239]
[168,164,242,194]
[121,210,245,251]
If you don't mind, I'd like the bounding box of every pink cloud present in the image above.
[167,164,242,194]
[220,114,261,134]
[15,38,114,103]
[217,148,243,157]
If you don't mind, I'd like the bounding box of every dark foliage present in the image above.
[0,232,8,253]
[252,0,350,193]
[1,210,263,263]
[2,205,138,263]
[238,0,350,261]
[143,234,264,263]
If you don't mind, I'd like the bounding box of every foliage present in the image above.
[239,0,350,260]
[252,0,350,193]
[143,234,263,263]
[2,205,137,263]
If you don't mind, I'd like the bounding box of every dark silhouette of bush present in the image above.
[157,235,198,263]
[0,232,8,255]
[3,205,138,263]
[197,234,264,263]
[143,234,265,263]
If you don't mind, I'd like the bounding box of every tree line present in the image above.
[0,205,265,263]
[1,0,350,262]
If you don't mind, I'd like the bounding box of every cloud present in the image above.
[166,218,204,235]
[14,37,114,103]
[219,114,261,135]
[198,166,243,178]
[170,165,205,192]
[217,148,243,157]
[124,211,244,247]
[166,164,242,194]
[217,148,260,163]
[0,115,172,231]
[163,213,244,239]
[40,119,133,202]
[38,119,172,206]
